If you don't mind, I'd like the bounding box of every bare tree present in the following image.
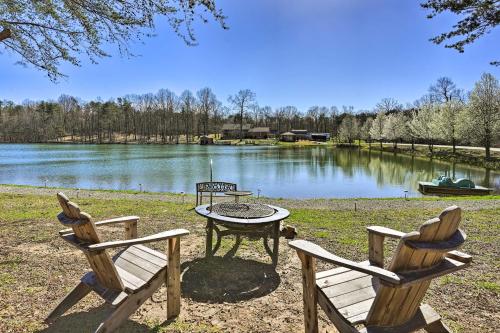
[197,88,218,136]
[429,77,462,103]
[228,89,256,141]
[376,98,402,113]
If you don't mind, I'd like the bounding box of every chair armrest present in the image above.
[367,226,406,267]
[95,216,140,226]
[366,226,405,238]
[289,239,401,284]
[87,228,190,251]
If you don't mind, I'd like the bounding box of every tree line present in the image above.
[1,73,499,157]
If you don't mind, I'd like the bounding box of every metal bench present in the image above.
[195,181,237,206]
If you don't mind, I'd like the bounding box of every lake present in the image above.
[1,144,498,198]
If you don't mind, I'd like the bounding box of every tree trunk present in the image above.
[452,138,456,154]
[239,107,244,142]
[379,141,383,149]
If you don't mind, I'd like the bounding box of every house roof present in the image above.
[222,124,251,130]
[281,132,296,136]
[291,129,309,134]
[249,127,270,133]
[310,133,330,136]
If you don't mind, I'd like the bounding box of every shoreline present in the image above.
[2,184,499,212]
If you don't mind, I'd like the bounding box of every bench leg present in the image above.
[205,218,214,258]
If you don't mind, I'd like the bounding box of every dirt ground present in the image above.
[0,188,498,333]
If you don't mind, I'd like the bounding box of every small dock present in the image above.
[418,181,493,196]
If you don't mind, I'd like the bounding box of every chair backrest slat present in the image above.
[366,206,463,327]
[56,193,124,291]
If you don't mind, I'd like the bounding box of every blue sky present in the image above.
[0,0,498,111]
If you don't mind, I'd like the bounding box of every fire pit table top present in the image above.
[195,203,289,226]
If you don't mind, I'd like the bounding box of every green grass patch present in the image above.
[475,281,500,292]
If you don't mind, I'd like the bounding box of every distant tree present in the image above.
[197,88,218,136]
[421,0,499,65]
[376,98,402,113]
[428,77,463,103]
[382,113,406,148]
[330,106,340,140]
[339,114,359,144]
[370,111,386,149]
[410,104,440,154]
[0,1,226,79]
[464,73,500,159]
[180,90,196,143]
[228,89,256,141]
[435,100,466,153]
[360,117,374,147]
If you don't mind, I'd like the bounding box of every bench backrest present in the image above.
[196,182,237,205]
[56,192,124,291]
[196,182,237,193]
[366,206,464,327]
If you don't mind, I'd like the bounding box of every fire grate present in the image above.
[210,203,275,219]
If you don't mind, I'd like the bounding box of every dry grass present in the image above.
[0,191,498,332]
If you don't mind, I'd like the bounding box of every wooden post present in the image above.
[368,233,384,267]
[297,251,318,333]
[125,219,138,239]
[167,237,181,319]
[206,218,214,258]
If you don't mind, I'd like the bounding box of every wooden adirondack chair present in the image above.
[45,192,190,333]
[289,206,472,333]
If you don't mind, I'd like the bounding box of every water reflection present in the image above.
[1,144,498,198]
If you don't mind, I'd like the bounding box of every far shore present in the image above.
[1,138,499,170]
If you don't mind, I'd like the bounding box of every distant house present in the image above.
[280,132,297,142]
[221,124,251,139]
[310,133,331,142]
[247,127,271,139]
[290,129,310,140]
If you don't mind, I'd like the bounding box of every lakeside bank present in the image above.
[0,185,498,332]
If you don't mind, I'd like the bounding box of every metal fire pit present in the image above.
[210,203,275,219]
[195,203,290,267]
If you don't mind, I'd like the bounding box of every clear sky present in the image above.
[1,0,499,111]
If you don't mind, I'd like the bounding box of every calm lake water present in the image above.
[0,144,498,198]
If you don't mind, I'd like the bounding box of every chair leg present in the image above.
[425,320,452,333]
[45,282,92,323]
[167,237,181,319]
[297,251,318,333]
[95,271,166,333]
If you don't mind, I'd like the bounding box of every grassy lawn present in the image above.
[0,191,498,332]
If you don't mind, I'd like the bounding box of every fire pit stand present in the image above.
[195,203,290,267]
